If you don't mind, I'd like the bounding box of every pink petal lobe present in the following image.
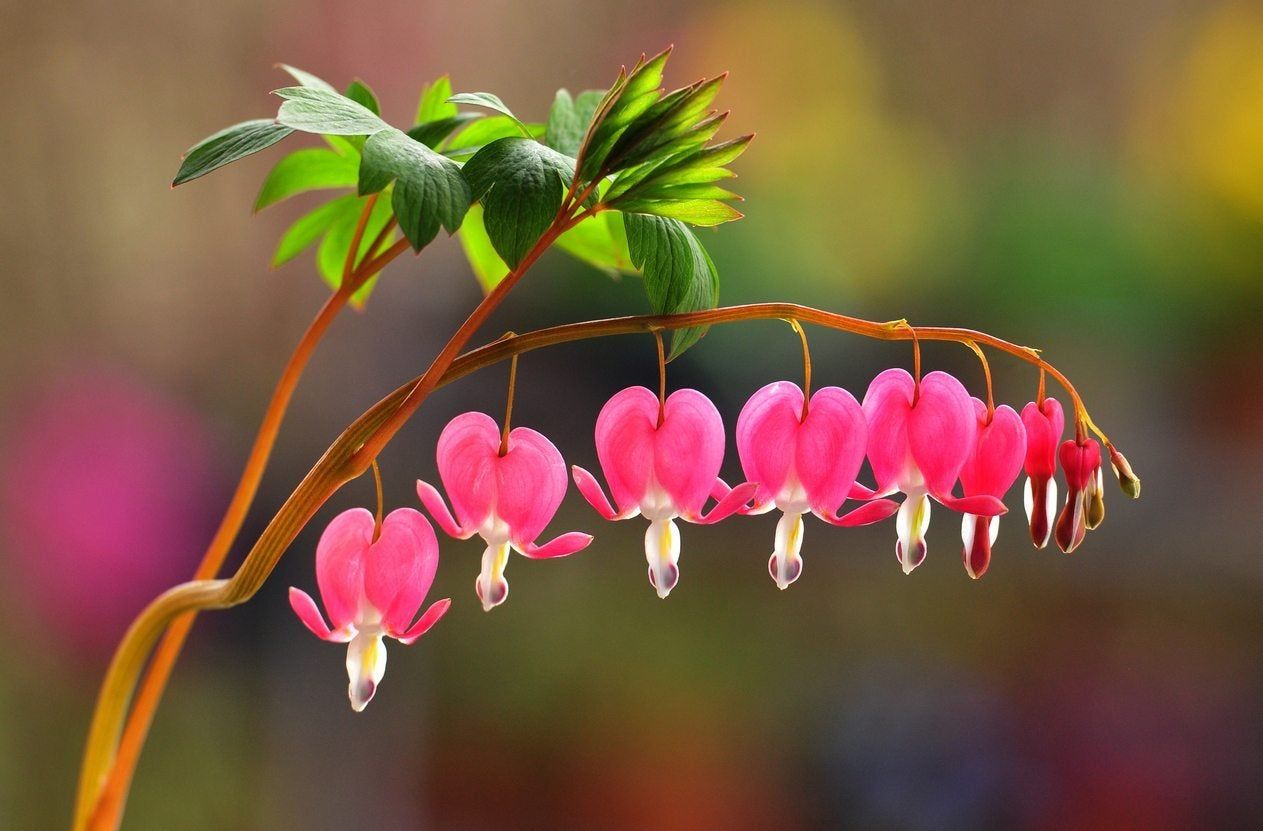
[735,382,803,505]
[817,498,900,527]
[862,369,916,493]
[1022,398,1065,478]
[497,426,568,546]
[364,508,439,637]
[521,531,594,559]
[692,481,759,525]
[959,402,1027,498]
[907,371,976,496]
[795,386,867,513]
[571,465,625,520]
[315,507,375,631]
[655,389,727,515]
[594,386,659,511]
[936,493,1007,516]
[849,482,879,500]
[288,587,337,641]
[416,479,469,539]
[435,412,500,530]
[397,598,451,645]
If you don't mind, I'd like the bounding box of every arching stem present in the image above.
[789,319,811,420]
[963,340,995,422]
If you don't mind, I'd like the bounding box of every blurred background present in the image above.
[2,0,1261,828]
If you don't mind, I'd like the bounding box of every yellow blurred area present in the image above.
[691,2,962,292]
[1130,2,1263,225]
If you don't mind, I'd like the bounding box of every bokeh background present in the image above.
[2,0,1261,828]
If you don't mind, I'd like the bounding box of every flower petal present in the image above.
[936,493,1007,516]
[364,508,439,637]
[594,386,659,512]
[655,389,727,515]
[795,386,867,514]
[645,517,681,599]
[907,371,976,496]
[862,368,916,493]
[571,465,632,521]
[520,531,594,559]
[1021,398,1064,479]
[416,479,472,539]
[435,412,500,530]
[346,631,387,712]
[497,426,568,546]
[315,507,374,631]
[817,498,900,527]
[288,587,345,642]
[397,597,451,645]
[735,382,802,506]
[691,480,759,525]
[959,401,1026,499]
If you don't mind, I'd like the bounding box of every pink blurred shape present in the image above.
[1,367,222,663]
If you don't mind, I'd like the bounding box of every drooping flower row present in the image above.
[288,366,1109,709]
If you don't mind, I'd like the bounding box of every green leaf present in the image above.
[358,128,470,249]
[344,79,380,115]
[254,148,359,211]
[615,198,743,227]
[456,203,510,292]
[276,64,337,93]
[173,119,293,186]
[416,76,457,124]
[461,137,576,267]
[447,92,531,136]
[556,211,633,275]
[317,194,396,306]
[274,87,388,135]
[442,117,544,155]
[578,47,671,180]
[406,113,480,149]
[545,89,604,158]
[272,194,357,268]
[624,212,719,358]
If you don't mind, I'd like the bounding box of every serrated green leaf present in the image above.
[545,89,604,157]
[407,113,480,148]
[344,79,380,115]
[461,137,576,267]
[272,194,358,268]
[277,65,337,93]
[317,193,396,305]
[556,210,633,275]
[274,87,388,135]
[358,128,470,249]
[172,119,293,186]
[254,148,359,211]
[442,117,545,155]
[624,212,719,358]
[456,203,510,292]
[416,76,457,124]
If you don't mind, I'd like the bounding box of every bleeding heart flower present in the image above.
[958,400,1026,579]
[417,412,592,611]
[288,507,450,712]
[1020,397,1065,549]
[735,381,898,589]
[861,369,1006,574]
[1055,437,1103,554]
[572,386,758,598]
